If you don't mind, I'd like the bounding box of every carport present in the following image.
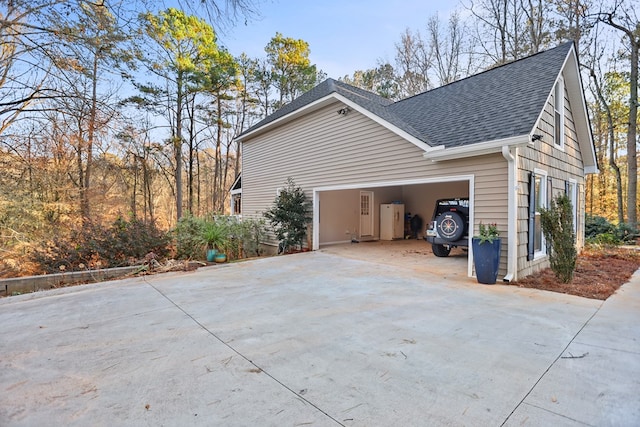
[312,175,473,276]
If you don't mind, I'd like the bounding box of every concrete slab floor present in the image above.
[0,251,638,426]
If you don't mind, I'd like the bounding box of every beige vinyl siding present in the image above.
[517,79,586,278]
[471,156,509,277]
[243,101,510,277]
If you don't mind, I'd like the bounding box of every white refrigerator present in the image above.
[380,204,404,240]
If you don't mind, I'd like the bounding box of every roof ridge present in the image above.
[394,41,574,105]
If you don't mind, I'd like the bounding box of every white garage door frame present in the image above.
[312,175,475,278]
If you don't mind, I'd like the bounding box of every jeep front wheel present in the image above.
[432,244,451,257]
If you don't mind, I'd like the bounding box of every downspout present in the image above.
[502,146,518,282]
[312,190,320,250]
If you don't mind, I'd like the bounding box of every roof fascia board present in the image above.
[423,134,530,161]
[237,94,338,141]
[563,46,599,173]
[531,47,573,137]
[531,44,598,174]
[237,92,435,152]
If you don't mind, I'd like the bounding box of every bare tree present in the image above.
[428,12,477,86]
[585,36,625,223]
[467,0,552,63]
[552,0,593,45]
[394,28,432,97]
[0,1,65,134]
[595,1,639,228]
[522,0,551,53]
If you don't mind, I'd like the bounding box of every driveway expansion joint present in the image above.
[499,303,603,426]
[142,276,346,426]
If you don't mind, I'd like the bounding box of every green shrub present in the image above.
[173,214,268,261]
[588,232,619,246]
[585,214,615,239]
[540,194,577,283]
[173,213,206,259]
[110,216,169,262]
[240,218,267,257]
[585,214,638,245]
[264,178,311,253]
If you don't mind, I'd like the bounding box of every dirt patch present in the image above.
[509,246,640,300]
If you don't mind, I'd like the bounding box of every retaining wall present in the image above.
[0,266,143,296]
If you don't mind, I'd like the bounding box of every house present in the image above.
[235,41,598,281]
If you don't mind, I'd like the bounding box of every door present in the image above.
[360,191,374,237]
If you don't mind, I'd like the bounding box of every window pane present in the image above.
[534,174,546,254]
[535,214,542,251]
[535,176,543,209]
[555,111,562,145]
[360,195,369,215]
[554,79,564,147]
[569,182,577,233]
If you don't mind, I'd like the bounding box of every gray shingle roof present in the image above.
[389,42,573,147]
[240,42,574,148]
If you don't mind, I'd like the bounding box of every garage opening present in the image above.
[312,176,474,276]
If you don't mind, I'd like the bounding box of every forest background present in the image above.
[0,0,638,277]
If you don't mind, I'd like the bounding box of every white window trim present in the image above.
[569,178,577,234]
[534,168,548,259]
[554,77,565,150]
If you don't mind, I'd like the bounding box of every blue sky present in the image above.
[218,0,462,79]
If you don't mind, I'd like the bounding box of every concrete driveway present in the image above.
[1,251,638,426]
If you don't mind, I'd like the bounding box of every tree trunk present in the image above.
[82,52,99,225]
[131,154,138,219]
[214,94,223,212]
[589,67,625,223]
[627,40,638,228]
[187,94,196,214]
[175,71,184,220]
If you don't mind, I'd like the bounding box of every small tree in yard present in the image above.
[540,194,577,283]
[264,178,311,253]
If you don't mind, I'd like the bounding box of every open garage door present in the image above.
[312,176,474,276]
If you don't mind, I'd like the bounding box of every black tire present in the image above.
[432,244,451,257]
[436,211,464,242]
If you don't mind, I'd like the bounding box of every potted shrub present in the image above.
[472,222,501,284]
[200,221,226,262]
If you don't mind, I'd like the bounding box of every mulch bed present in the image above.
[509,246,640,300]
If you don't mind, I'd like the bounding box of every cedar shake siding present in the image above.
[517,71,587,279]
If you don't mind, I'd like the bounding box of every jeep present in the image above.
[424,198,469,257]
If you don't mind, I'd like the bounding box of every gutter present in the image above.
[501,145,518,282]
[423,134,529,162]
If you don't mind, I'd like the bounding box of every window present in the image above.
[554,77,565,149]
[360,193,370,216]
[232,195,241,215]
[528,169,548,260]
